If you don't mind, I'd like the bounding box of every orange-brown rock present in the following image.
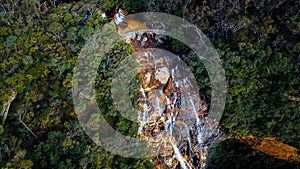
[240,135,300,162]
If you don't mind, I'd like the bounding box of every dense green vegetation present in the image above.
[0,0,299,168]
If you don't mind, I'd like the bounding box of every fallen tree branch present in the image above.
[16,107,38,139]
[19,119,38,139]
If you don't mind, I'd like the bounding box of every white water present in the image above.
[117,29,221,168]
[133,50,220,168]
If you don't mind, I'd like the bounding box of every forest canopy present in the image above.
[0,0,299,168]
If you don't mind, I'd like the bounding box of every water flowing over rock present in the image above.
[122,31,221,168]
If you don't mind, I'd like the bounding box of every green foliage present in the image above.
[48,22,64,33]
[170,38,188,53]
[208,139,300,169]
[0,1,153,168]
[0,0,299,168]
[220,35,299,144]
[4,35,17,47]
[99,0,145,12]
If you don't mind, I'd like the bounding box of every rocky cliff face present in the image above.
[119,29,221,168]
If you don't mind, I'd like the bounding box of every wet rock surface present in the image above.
[122,30,221,168]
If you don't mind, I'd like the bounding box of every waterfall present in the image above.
[122,31,220,169]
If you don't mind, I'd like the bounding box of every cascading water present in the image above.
[111,8,221,168]
[120,31,221,168]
